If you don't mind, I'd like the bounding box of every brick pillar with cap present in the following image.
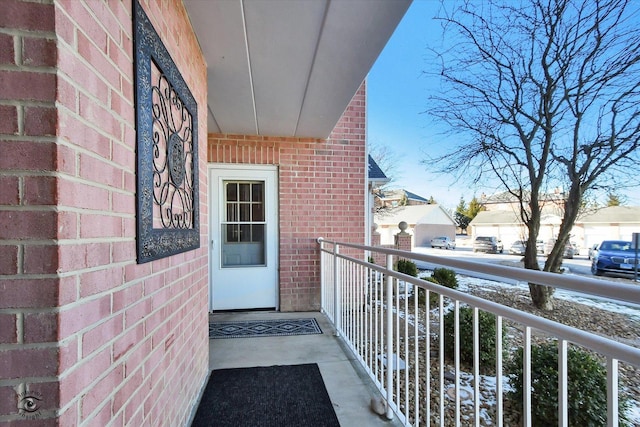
[371,223,386,265]
[395,221,412,254]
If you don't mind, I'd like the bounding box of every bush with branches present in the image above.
[416,268,459,307]
[506,342,629,426]
[443,306,504,373]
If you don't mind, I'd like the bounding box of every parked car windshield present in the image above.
[599,241,635,252]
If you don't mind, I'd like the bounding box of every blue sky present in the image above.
[367,0,466,209]
[367,0,640,209]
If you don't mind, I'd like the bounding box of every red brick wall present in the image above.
[0,1,209,425]
[208,83,367,311]
[0,1,59,425]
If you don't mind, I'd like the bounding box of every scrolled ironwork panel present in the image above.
[134,0,200,263]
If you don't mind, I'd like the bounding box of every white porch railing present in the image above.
[317,238,640,427]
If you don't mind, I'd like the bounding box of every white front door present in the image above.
[209,165,278,310]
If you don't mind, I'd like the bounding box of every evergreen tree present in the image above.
[606,192,623,206]
[466,196,485,219]
[454,197,471,233]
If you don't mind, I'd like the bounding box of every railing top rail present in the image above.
[317,237,640,306]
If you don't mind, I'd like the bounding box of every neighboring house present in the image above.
[376,189,431,208]
[0,1,410,426]
[469,206,640,251]
[368,155,390,187]
[368,155,390,245]
[470,209,562,246]
[575,206,640,249]
[480,189,567,212]
[375,204,457,249]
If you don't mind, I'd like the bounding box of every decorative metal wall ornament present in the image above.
[134,0,200,263]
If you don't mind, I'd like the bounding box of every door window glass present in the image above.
[221,181,265,267]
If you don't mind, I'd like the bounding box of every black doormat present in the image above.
[209,318,322,339]
[191,363,341,427]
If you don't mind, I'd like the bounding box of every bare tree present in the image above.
[369,140,401,189]
[426,0,640,310]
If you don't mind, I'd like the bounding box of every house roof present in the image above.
[404,190,429,203]
[184,0,412,138]
[368,155,389,183]
[469,206,640,227]
[470,210,520,225]
[481,189,566,204]
[470,210,562,225]
[378,189,429,203]
[375,204,455,227]
[579,206,640,223]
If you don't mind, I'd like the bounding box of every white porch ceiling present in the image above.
[184,0,411,138]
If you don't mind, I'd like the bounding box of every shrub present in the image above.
[410,268,458,307]
[394,259,418,296]
[506,342,630,426]
[443,306,504,373]
[426,268,459,306]
[395,259,418,277]
[432,267,458,289]
[412,277,437,306]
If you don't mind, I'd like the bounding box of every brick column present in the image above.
[371,224,386,265]
[395,221,412,254]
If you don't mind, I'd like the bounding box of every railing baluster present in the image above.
[352,261,356,345]
[454,300,460,427]
[404,280,409,424]
[559,339,568,427]
[473,306,480,427]
[607,357,619,427]
[414,285,419,427]
[348,260,353,343]
[523,326,531,427]
[358,263,362,360]
[379,269,384,387]
[396,274,400,418]
[496,315,503,427]
[370,266,374,371]
[320,238,325,313]
[385,254,394,420]
[333,244,340,335]
[439,294,445,425]
[425,289,431,426]
[374,268,379,382]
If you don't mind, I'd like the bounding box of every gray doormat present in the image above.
[209,318,322,339]
[191,363,340,427]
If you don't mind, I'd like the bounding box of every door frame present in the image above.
[207,163,279,311]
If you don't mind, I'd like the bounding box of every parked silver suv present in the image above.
[473,236,503,254]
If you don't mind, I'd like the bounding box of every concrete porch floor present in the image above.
[205,310,403,427]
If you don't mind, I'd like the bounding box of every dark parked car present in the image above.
[473,236,503,254]
[591,240,639,276]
